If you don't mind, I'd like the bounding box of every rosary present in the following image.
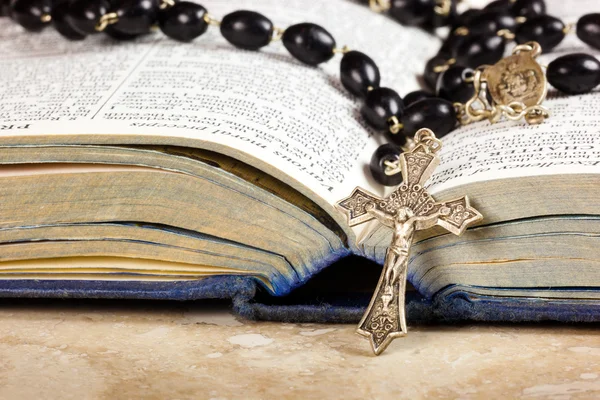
[3,0,600,355]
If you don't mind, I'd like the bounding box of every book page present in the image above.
[0,0,439,208]
[430,0,600,194]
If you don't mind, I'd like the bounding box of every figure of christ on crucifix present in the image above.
[365,203,451,318]
[336,129,482,355]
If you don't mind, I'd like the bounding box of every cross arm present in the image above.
[335,187,384,227]
[365,204,395,228]
[434,196,483,236]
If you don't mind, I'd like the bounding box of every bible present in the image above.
[0,0,599,324]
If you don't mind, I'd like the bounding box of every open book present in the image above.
[1,0,598,323]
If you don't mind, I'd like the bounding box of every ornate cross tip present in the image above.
[436,196,483,236]
[336,128,483,355]
[335,187,383,227]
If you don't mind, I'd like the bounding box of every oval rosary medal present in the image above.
[482,41,549,124]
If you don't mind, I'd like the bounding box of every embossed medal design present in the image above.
[455,41,549,126]
[483,50,547,109]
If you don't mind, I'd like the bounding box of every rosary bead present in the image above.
[361,88,404,130]
[220,10,273,50]
[389,0,434,26]
[402,98,456,138]
[403,90,435,107]
[10,0,51,31]
[454,8,481,28]
[282,23,336,66]
[438,33,466,58]
[436,65,475,104]
[110,0,159,36]
[370,144,403,187]
[547,53,600,95]
[577,13,600,51]
[385,129,408,147]
[340,51,380,98]
[65,0,110,35]
[424,54,448,90]
[159,1,207,42]
[104,25,139,40]
[455,34,505,69]
[466,10,516,36]
[515,15,565,52]
[51,1,86,40]
[510,0,546,18]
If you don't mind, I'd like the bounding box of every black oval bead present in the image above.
[577,13,600,51]
[104,24,139,40]
[282,23,336,66]
[110,0,159,35]
[547,54,600,95]
[158,1,207,42]
[340,51,380,98]
[220,10,273,50]
[389,0,434,26]
[403,90,435,107]
[370,144,404,187]
[10,0,51,31]
[455,34,505,68]
[438,32,467,58]
[436,65,475,103]
[402,98,456,138]
[52,1,86,40]
[454,8,481,28]
[361,88,404,130]
[65,0,110,35]
[515,15,565,52]
[510,0,546,18]
[466,10,516,36]
[384,128,408,147]
[424,54,449,90]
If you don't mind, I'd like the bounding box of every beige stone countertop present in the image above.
[0,299,598,400]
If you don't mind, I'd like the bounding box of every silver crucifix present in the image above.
[336,128,483,355]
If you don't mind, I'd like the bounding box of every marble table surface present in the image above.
[0,299,598,400]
